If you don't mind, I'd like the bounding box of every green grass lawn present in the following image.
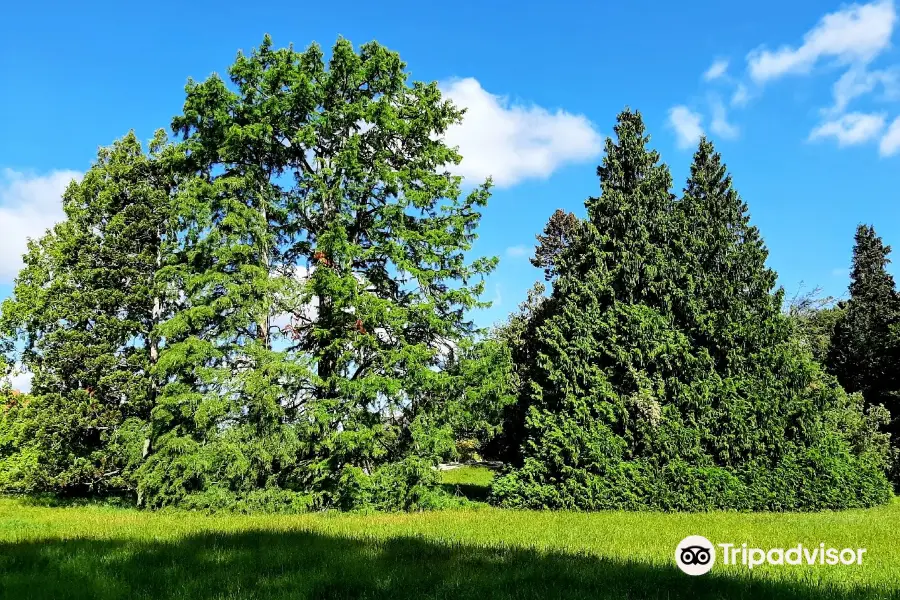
[1,495,899,599]
[439,465,496,502]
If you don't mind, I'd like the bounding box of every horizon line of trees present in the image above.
[1,36,897,513]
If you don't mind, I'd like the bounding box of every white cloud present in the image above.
[709,96,740,139]
[704,58,730,81]
[505,245,529,258]
[831,267,850,277]
[667,106,704,149]
[440,78,603,187]
[809,112,887,146]
[747,0,896,84]
[828,66,900,114]
[0,169,80,283]
[879,116,900,155]
[731,83,751,107]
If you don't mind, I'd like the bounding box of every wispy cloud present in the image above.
[747,0,896,84]
[730,83,751,107]
[879,116,900,155]
[667,106,704,149]
[809,112,887,146]
[828,65,900,115]
[744,0,899,142]
[709,96,740,139]
[704,58,730,81]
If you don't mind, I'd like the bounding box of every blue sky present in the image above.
[2,0,899,332]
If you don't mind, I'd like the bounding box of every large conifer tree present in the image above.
[492,114,891,510]
[827,225,900,487]
[138,36,496,510]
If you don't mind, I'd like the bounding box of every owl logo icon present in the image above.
[675,535,716,575]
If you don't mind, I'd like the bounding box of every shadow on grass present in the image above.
[0,529,895,600]
[439,482,491,502]
[438,464,498,502]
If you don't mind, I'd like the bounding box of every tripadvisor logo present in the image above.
[675,535,716,575]
[675,536,867,576]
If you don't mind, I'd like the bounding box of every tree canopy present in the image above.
[491,115,891,511]
[1,37,497,512]
[0,43,893,513]
[0,131,173,495]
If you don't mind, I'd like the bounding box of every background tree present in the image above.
[826,225,900,486]
[492,119,891,511]
[432,336,516,461]
[827,225,900,424]
[488,207,582,460]
[0,131,173,496]
[530,209,582,281]
[785,285,843,365]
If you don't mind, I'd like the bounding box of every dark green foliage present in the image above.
[492,118,891,511]
[485,281,549,463]
[673,138,786,365]
[436,337,516,458]
[531,209,583,281]
[0,33,893,515]
[827,225,900,433]
[826,225,900,486]
[0,132,173,496]
[0,37,496,513]
[486,207,586,462]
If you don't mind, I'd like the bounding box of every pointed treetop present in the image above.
[849,224,897,300]
[586,109,672,225]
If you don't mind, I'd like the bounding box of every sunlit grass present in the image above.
[438,465,496,502]
[1,496,898,599]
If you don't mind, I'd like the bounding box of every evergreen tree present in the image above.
[491,115,891,511]
[674,138,785,366]
[0,131,173,496]
[531,209,582,281]
[828,225,900,435]
[826,225,900,486]
[494,206,583,461]
[139,36,497,511]
[485,281,549,463]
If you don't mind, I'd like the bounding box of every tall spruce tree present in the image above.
[0,131,173,496]
[139,36,496,511]
[828,225,900,434]
[491,115,891,511]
